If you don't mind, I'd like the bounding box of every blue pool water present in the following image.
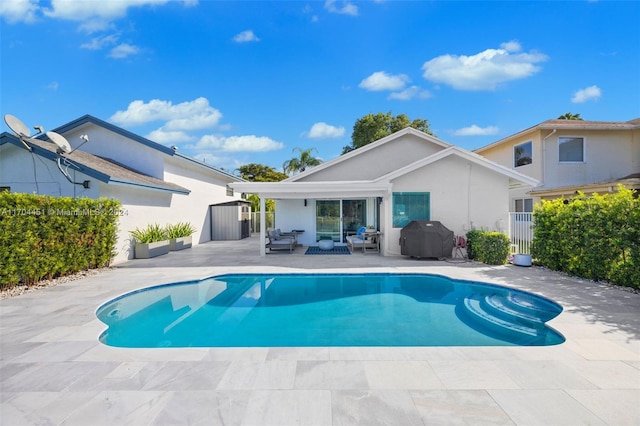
[96,273,565,348]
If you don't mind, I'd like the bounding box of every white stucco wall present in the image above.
[164,157,242,243]
[297,133,447,182]
[0,144,99,198]
[274,199,316,246]
[542,130,638,188]
[384,156,510,256]
[63,125,165,179]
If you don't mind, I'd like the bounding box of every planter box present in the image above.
[169,235,192,251]
[135,240,170,259]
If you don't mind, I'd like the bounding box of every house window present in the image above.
[514,141,532,167]
[0,186,10,192]
[514,198,533,213]
[514,198,533,222]
[392,192,430,228]
[559,137,584,162]
[226,184,233,196]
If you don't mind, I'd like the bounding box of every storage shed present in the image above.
[210,200,251,240]
[400,220,454,259]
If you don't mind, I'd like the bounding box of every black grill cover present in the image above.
[400,220,454,258]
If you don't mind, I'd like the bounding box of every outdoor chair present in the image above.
[346,227,380,254]
[276,228,298,245]
[266,229,295,253]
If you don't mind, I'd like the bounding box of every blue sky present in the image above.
[2,0,639,174]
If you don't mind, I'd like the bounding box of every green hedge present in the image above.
[0,193,120,287]
[531,187,639,289]
[466,229,510,265]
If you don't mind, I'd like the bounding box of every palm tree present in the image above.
[282,147,322,175]
[557,112,583,120]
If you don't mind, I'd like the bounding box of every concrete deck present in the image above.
[1,236,639,425]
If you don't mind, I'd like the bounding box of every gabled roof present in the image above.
[475,118,640,153]
[376,146,539,188]
[51,114,243,183]
[230,133,538,197]
[0,132,190,194]
[285,127,450,182]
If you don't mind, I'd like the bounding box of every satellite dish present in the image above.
[4,114,31,137]
[46,131,72,154]
[4,114,34,151]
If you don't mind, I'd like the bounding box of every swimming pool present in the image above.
[96,273,565,348]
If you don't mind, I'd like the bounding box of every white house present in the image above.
[475,118,640,212]
[0,115,245,263]
[231,127,538,256]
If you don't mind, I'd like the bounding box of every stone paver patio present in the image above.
[1,236,639,425]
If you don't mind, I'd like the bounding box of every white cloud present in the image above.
[108,43,140,59]
[422,41,548,91]
[194,134,284,152]
[307,122,345,139]
[500,40,521,52]
[146,129,195,144]
[359,71,410,91]
[388,86,432,101]
[0,0,39,23]
[233,30,260,43]
[110,97,222,130]
[80,34,119,50]
[453,125,500,136]
[324,0,358,16]
[45,81,59,91]
[193,153,242,173]
[571,85,602,103]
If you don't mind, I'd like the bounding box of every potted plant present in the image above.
[166,222,196,251]
[130,223,170,259]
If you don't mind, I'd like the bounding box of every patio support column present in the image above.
[260,196,266,256]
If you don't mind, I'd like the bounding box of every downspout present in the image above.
[541,129,557,188]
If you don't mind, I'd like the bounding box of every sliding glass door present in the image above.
[316,199,367,243]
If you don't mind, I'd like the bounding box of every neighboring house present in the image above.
[231,127,538,256]
[474,118,640,214]
[0,115,244,263]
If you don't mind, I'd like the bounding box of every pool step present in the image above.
[502,293,562,322]
[483,294,545,324]
[462,294,543,338]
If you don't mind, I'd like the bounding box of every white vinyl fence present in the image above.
[509,212,534,254]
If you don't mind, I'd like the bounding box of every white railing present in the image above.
[508,212,534,254]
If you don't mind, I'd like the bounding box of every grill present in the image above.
[399,220,454,259]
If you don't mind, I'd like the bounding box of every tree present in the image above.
[342,112,434,154]
[236,163,288,182]
[236,163,285,213]
[282,147,322,175]
[557,112,583,120]
[247,193,274,212]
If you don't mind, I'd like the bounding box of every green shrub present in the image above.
[465,229,483,260]
[165,222,196,239]
[129,223,167,244]
[467,230,510,265]
[0,193,120,287]
[531,186,639,289]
